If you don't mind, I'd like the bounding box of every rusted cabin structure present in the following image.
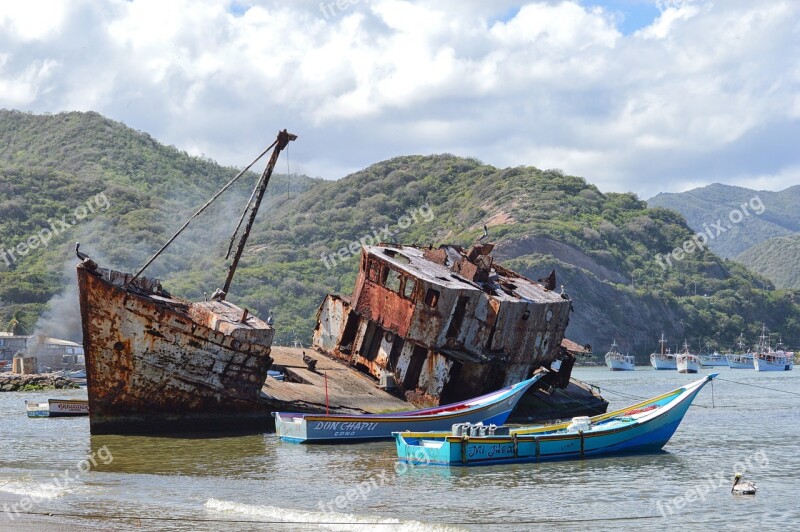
[313,244,573,403]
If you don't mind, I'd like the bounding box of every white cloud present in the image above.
[0,0,797,199]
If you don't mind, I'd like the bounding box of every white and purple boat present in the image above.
[274,371,545,443]
[26,399,89,418]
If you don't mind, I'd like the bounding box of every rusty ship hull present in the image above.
[78,262,288,434]
[314,244,576,404]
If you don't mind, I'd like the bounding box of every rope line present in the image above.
[715,377,800,397]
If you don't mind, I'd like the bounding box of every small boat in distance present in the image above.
[650,333,676,370]
[726,353,754,369]
[605,340,635,371]
[699,352,727,367]
[393,374,718,466]
[676,341,700,374]
[754,352,793,371]
[726,334,753,369]
[274,371,546,443]
[26,399,89,418]
[752,326,793,372]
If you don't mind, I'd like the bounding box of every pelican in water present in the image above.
[731,473,757,495]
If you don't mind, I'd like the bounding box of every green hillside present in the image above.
[1,110,799,357]
[648,183,800,258]
[737,235,800,290]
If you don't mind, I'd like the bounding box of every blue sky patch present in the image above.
[583,0,662,34]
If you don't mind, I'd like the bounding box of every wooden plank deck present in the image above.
[262,347,411,413]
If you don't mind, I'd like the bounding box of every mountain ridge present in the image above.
[1,110,798,357]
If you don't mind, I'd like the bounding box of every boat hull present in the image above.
[395,374,716,466]
[26,399,89,418]
[78,264,281,435]
[275,372,544,443]
[698,355,727,367]
[753,356,794,372]
[650,354,676,370]
[677,356,699,374]
[726,354,753,369]
[606,356,635,371]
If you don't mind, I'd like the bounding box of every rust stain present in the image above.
[78,263,277,434]
[313,244,575,403]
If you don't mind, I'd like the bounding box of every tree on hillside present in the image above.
[7,310,28,335]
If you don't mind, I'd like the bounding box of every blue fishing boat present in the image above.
[273,371,546,443]
[394,373,717,466]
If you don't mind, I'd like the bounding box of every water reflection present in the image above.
[89,433,268,476]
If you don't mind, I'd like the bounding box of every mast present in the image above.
[659,333,666,355]
[221,129,297,299]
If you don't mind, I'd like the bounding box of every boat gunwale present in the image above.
[274,371,544,424]
[395,373,716,441]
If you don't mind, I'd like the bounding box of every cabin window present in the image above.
[384,268,402,293]
[424,288,439,308]
[403,277,416,299]
[367,259,381,283]
[446,296,470,339]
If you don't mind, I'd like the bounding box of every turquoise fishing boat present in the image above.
[394,373,717,466]
[274,371,546,443]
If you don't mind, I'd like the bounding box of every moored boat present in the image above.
[676,341,699,374]
[726,353,754,369]
[274,371,546,443]
[726,335,752,369]
[752,326,793,372]
[605,340,635,371]
[698,352,727,367]
[650,334,676,370]
[754,352,794,372]
[26,399,89,418]
[393,373,717,466]
[77,130,320,435]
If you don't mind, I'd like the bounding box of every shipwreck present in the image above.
[313,243,606,419]
[77,129,605,436]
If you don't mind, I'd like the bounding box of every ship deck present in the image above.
[263,347,412,413]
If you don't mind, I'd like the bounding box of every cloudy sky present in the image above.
[1,0,797,198]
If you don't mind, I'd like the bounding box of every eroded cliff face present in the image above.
[494,237,685,360]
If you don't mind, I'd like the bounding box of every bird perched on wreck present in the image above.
[75,242,97,270]
[560,284,575,312]
[538,269,557,291]
[478,224,489,241]
[209,288,226,301]
[302,351,317,372]
[731,473,757,495]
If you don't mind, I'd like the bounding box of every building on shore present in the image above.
[0,332,85,372]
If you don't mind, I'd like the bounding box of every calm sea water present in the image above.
[1,367,798,531]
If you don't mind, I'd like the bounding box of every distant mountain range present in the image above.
[648,183,800,289]
[2,110,799,357]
